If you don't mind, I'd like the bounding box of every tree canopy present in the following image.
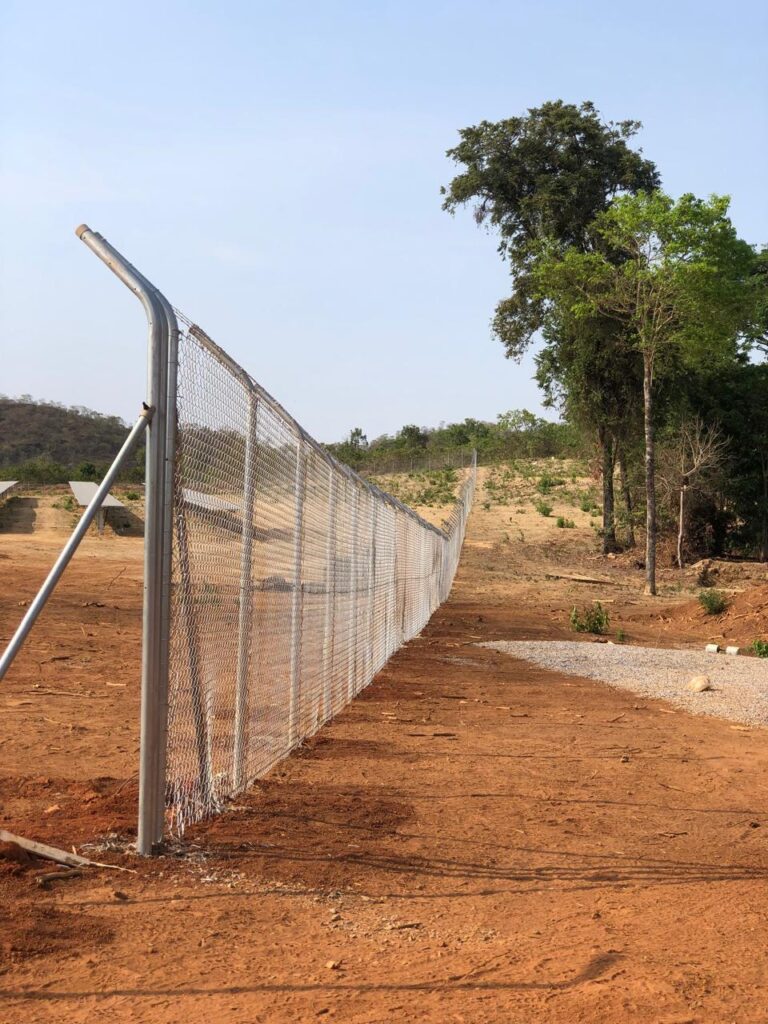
[442,100,660,356]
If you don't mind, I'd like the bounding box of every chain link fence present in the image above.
[166,313,476,834]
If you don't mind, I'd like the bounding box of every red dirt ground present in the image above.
[2,487,768,1023]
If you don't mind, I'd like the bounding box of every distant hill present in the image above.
[0,396,142,483]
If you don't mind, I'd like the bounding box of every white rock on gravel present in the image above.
[687,675,712,692]
[480,640,768,727]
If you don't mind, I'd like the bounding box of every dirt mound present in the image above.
[651,583,768,646]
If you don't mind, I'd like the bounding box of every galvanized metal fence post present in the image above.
[75,226,175,856]
[321,467,337,721]
[365,500,376,686]
[233,392,259,790]
[153,289,178,845]
[347,486,359,700]
[288,433,306,747]
[391,507,398,657]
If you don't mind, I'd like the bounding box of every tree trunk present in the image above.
[618,446,635,548]
[677,485,686,569]
[643,354,657,595]
[598,426,617,554]
[760,455,768,562]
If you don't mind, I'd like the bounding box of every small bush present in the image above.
[536,473,564,495]
[570,601,610,635]
[556,516,575,529]
[615,628,626,643]
[370,468,458,507]
[751,639,768,658]
[535,500,553,517]
[125,490,140,501]
[52,495,77,512]
[698,589,728,615]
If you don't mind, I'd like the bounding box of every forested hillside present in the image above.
[0,396,142,483]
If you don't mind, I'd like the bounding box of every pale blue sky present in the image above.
[1,0,766,442]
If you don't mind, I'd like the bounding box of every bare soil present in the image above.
[1,476,768,1023]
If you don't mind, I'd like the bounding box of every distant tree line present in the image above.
[0,396,144,484]
[324,410,582,472]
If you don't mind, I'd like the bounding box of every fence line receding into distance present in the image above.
[166,312,477,834]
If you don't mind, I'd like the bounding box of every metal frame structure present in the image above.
[69,480,126,536]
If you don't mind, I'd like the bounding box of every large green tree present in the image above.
[442,100,658,550]
[535,191,759,593]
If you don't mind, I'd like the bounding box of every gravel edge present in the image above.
[480,640,768,728]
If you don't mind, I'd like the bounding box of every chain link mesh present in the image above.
[166,313,476,833]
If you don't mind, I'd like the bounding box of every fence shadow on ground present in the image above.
[0,950,623,1001]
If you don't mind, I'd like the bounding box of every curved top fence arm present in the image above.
[75,224,176,857]
[75,225,166,344]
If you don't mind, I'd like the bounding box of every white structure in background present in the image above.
[69,480,125,535]
[0,481,18,502]
[181,488,239,514]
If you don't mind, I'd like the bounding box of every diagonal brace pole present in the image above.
[0,406,153,682]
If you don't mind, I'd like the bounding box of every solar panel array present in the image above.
[68,481,125,508]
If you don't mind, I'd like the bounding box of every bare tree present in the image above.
[668,418,728,568]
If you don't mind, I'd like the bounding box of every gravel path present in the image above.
[481,640,768,727]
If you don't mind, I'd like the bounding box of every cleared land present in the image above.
[1,466,768,1023]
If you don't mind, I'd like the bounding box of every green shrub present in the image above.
[76,461,101,482]
[570,601,609,635]
[535,500,553,517]
[578,491,599,513]
[371,467,459,507]
[615,628,626,643]
[52,495,77,512]
[536,473,564,494]
[125,491,140,501]
[698,589,728,615]
[556,516,575,529]
[751,639,768,658]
